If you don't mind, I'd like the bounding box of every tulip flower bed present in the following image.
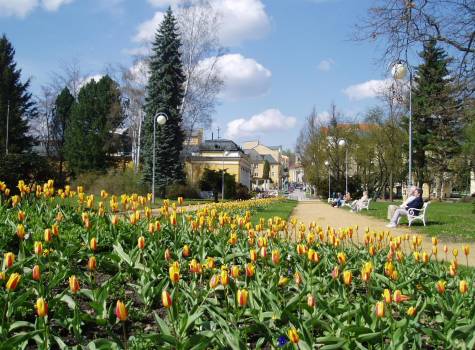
[0,181,474,349]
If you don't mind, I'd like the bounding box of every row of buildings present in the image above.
[183,129,304,190]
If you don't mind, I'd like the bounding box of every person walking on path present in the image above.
[386,188,423,228]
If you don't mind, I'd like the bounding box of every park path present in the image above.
[291,200,475,267]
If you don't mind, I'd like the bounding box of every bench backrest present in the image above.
[422,202,430,218]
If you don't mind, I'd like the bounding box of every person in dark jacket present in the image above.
[386,188,424,228]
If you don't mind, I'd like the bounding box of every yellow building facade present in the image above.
[184,139,251,189]
[242,141,285,189]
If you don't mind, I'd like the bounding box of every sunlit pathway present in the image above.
[291,200,475,267]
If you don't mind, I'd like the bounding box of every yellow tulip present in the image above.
[6,273,21,291]
[35,298,48,318]
[161,290,172,308]
[237,289,249,307]
[287,328,299,344]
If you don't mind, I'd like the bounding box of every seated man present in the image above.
[351,191,368,212]
[386,188,423,228]
[387,185,416,220]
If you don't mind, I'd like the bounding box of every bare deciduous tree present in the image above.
[356,0,475,95]
[177,1,224,136]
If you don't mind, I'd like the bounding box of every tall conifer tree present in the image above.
[142,8,186,196]
[52,87,75,179]
[412,40,461,194]
[64,76,122,174]
[0,35,35,156]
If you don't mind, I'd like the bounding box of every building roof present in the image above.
[199,139,243,152]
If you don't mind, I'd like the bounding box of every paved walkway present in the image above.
[291,200,475,266]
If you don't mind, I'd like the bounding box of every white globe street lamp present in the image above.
[152,112,168,204]
[338,139,348,194]
[392,60,413,187]
[222,150,230,201]
[324,160,331,199]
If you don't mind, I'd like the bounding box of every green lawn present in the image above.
[250,199,298,225]
[354,200,475,240]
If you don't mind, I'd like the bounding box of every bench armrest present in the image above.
[407,208,421,216]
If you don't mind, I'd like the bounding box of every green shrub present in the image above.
[0,153,56,192]
[165,183,200,199]
[71,168,148,195]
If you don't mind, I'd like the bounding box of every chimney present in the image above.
[211,132,214,140]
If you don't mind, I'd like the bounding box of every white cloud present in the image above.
[0,0,38,17]
[0,0,73,17]
[133,11,165,43]
[199,53,271,100]
[342,79,392,101]
[146,0,271,46]
[42,0,72,11]
[211,0,271,46]
[317,58,335,72]
[226,109,297,139]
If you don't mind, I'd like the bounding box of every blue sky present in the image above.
[0,0,398,149]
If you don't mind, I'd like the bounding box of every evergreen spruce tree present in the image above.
[0,35,35,156]
[263,160,270,180]
[142,8,186,197]
[52,87,75,180]
[412,40,461,195]
[64,76,122,174]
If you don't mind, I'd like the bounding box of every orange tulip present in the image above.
[260,247,267,258]
[459,280,468,294]
[337,252,346,265]
[16,224,25,240]
[406,306,416,317]
[296,244,306,255]
[88,256,97,271]
[169,262,180,283]
[271,250,280,265]
[343,270,352,286]
[43,228,52,242]
[294,271,303,286]
[393,290,410,303]
[111,214,119,225]
[35,298,48,318]
[4,252,15,268]
[436,280,446,294]
[189,259,201,274]
[463,245,470,256]
[375,301,385,318]
[90,237,97,251]
[182,245,190,257]
[245,263,255,278]
[287,328,299,344]
[331,266,340,280]
[69,275,80,293]
[137,236,145,250]
[34,241,43,256]
[161,290,172,308]
[209,274,219,289]
[383,289,392,303]
[307,294,316,308]
[177,197,184,205]
[220,269,229,286]
[206,257,215,269]
[249,249,257,261]
[422,251,429,264]
[6,273,21,291]
[17,210,26,222]
[237,289,249,307]
[115,300,128,321]
[32,265,41,281]
[231,265,240,279]
[307,248,320,263]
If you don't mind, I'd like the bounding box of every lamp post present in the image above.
[222,150,230,201]
[5,100,10,156]
[392,61,412,187]
[152,112,168,204]
[324,160,330,199]
[338,139,348,193]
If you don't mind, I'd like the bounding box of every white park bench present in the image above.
[407,202,430,226]
[356,198,371,212]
